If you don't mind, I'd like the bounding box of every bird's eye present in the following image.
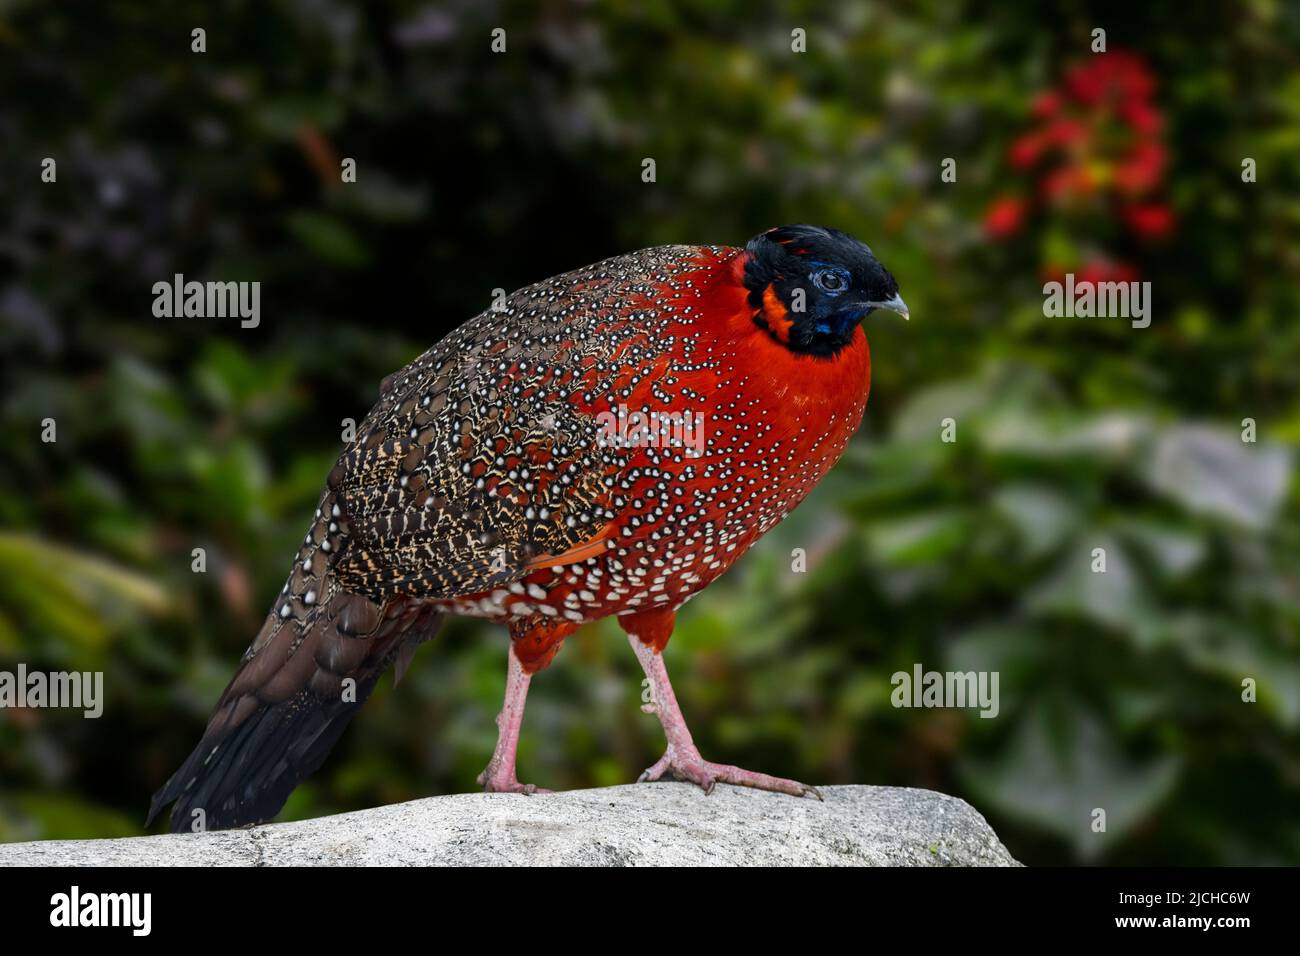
[814,268,848,294]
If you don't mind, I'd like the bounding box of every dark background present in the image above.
[2,0,1298,865]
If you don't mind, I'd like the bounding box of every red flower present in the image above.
[983,196,1027,239]
[1076,259,1140,287]
[1043,118,1089,148]
[1064,51,1156,107]
[1009,132,1045,169]
[1120,99,1161,135]
[1121,203,1175,238]
[1031,90,1063,119]
[1042,165,1097,201]
[1108,51,1156,102]
[994,49,1170,253]
[1065,61,1106,105]
[1113,141,1167,195]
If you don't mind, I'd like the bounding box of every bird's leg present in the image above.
[476,644,550,795]
[626,632,822,800]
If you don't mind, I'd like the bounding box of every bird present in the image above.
[148,224,908,832]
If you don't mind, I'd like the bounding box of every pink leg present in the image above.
[476,645,550,795]
[626,633,821,800]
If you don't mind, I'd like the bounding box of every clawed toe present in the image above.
[637,746,820,800]
[477,768,551,795]
[493,782,550,795]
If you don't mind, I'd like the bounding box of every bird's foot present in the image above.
[638,744,822,800]
[476,765,551,795]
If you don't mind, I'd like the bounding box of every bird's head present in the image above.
[742,224,908,357]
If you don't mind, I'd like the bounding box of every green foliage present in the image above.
[1,0,1298,863]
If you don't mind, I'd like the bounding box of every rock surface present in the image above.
[0,783,1019,866]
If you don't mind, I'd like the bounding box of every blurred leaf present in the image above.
[866,509,970,565]
[0,793,139,842]
[991,483,1080,560]
[1025,534,1159,641]
[1142,425,1290,530]
[960,703,1181,860]
[1119,520,1206,579]
[285,211,371,267]
[0,533,170,650]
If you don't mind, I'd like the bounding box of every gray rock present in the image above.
[0,784,1019,866]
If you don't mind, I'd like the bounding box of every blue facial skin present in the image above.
[743,224,906,357]
[807,261,863,337]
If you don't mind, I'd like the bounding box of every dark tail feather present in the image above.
[149,591,442,832]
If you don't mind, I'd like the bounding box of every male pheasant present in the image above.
[148,224,908,831]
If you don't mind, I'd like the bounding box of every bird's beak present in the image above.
[869,293,910,320]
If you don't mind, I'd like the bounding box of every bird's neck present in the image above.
[712,248,872,417]
[681,247,873,462]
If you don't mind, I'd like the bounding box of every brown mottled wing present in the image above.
[148,244,709,831]
[330,244,705,599]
